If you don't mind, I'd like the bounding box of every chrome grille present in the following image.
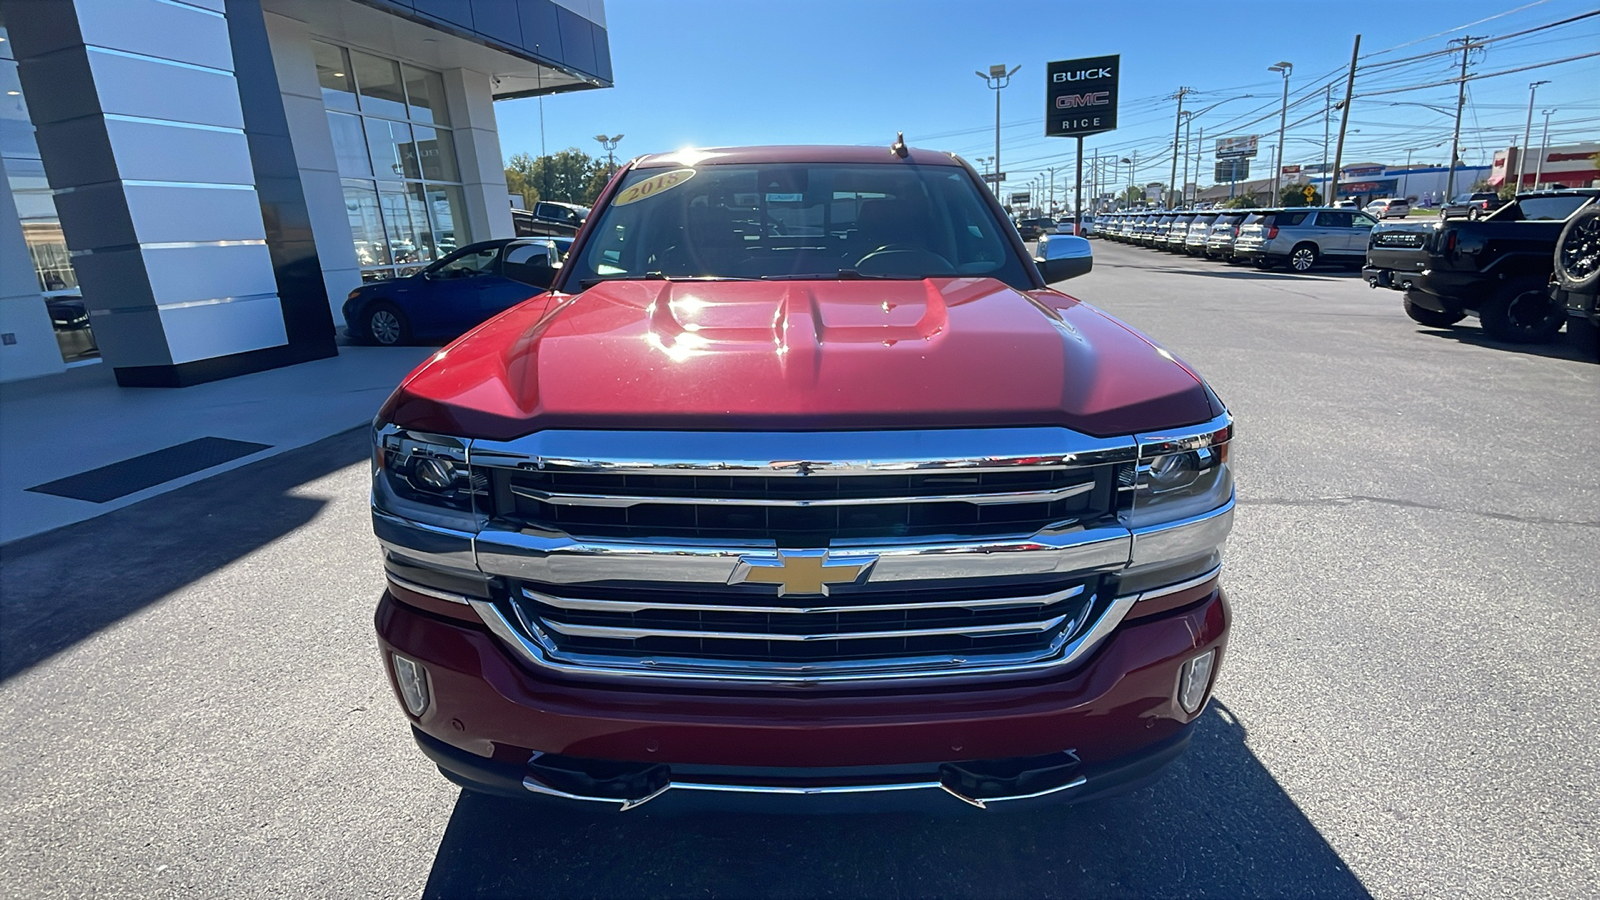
[506,575,1102,671]
[489,468,1114,545]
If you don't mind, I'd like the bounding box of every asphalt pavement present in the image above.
[2,240,1596,899]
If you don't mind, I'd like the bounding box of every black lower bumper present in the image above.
[414,725,1195,815]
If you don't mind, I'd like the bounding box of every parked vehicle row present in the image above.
[1093,207,1378,272]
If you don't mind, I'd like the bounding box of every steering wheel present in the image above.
[852,244,956,276]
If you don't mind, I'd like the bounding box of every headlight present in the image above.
[1115,415,1234,595]
[372,424,483,522]
[1120,418,1233,530]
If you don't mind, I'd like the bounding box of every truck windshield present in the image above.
[566,163,1032,288]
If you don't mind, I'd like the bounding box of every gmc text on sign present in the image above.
[1046,55,1119,138]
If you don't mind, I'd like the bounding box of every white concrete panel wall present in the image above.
[263,12,362,323]
[70,0,288,365]
[443,67,513,242]
[0,153,66,382]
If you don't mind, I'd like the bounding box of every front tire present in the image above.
[364,302,411,346]
[1478,279,1564,343]
[1288,244,1319,272]
[1403,297,1465,328]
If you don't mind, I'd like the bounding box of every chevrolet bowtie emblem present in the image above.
[730,550,877,596]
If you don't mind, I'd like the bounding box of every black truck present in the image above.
[1364,190,1600,343]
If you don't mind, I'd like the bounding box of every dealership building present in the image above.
[0,0,611,386]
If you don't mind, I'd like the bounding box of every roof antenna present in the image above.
[890,132,908,158]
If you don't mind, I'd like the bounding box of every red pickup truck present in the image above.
[371,145,1234,812]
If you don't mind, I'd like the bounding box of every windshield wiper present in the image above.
[760,269,914,281]
[578,272,760,289]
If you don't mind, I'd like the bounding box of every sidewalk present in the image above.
[0,347,431,544]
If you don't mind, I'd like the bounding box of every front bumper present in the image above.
[378,583,1227,809]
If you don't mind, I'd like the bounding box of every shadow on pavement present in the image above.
[421,702,1370,899]
[0,428,368,681]
[1412,323,1599,364]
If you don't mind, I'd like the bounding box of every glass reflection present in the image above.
[351,50,407,119]
[312,41,357,112]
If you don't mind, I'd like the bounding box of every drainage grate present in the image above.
[27,437,273,503]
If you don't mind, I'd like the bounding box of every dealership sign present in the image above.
[1216,135,1259,159]
[1046,55,1119,137]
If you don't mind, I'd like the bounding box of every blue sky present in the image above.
[495,0,1600,194]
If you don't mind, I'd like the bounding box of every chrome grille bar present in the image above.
[539,616,1070,643]
[522,583,1083,615]
[511,481,1095,508]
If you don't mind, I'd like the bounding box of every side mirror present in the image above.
[1034,234,1093,283]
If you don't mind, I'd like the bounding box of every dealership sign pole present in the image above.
[1047,55,1119,232]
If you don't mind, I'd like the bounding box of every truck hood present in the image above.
[379,277,1218,439]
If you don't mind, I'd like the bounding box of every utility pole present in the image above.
[1169,87,1194,209]
[977,64,1021,198]
[1329,35,1361,208]
[1445,36,1482,201]
[1535,108,1556,188]
[1517,81,1551,192]
[1193,127,1204,205]
[1048,166,1056,213]
[1269,62,1293,199]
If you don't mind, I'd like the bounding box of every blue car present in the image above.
[343,238,560,345]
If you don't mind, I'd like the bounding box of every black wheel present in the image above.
[1403,297,1465,328]
[1288,243,1319,272]
[364,302,411,346]
[1554,203,1600,292]
[1478,278,1564,343]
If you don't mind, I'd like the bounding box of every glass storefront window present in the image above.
[351,50,407,120]
[314,41,469,281]
[364,118,415,180]
[423,184,465,256]
[402,65,450,126]
[2,46,96,362]
[327,111,371,176]
[378,184,435,266]
[343,179,389,268]
[313,42,358,112]
[412,125,458,182]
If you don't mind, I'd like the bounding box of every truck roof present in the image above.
[631,145,965,169]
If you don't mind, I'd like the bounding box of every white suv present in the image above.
[1365,198,1411,219]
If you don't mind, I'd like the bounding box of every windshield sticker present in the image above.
[612,168,696,206]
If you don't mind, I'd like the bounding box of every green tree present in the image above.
[503,148,603,207]
[1221,195,1259,209]
[1118,186,1146,205]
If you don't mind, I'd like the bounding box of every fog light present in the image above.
[391,653,431,716]
[1177,649,1216,714]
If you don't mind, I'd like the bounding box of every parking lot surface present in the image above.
[3,240,1597,899]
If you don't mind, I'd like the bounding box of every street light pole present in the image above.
[593,134,624,177]
[976,64,1021,197]
[1534,108,1556,188]
[1268,61,1292,201]
[1322,84,1331,186]
[1517,80,1551,192]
